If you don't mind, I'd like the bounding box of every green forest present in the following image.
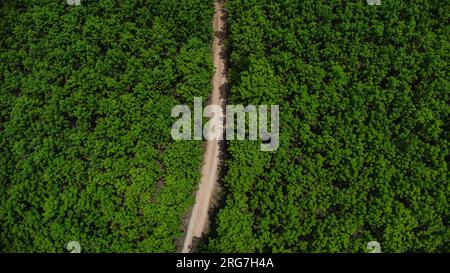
[1,0,449,253]
[205,0,449,252]
[0,0,214,252]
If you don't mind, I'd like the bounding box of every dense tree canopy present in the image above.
[0,0,214,252]
[206,0,449,252]
[1,0,448,253]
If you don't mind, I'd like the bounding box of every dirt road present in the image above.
[182,1,228,253]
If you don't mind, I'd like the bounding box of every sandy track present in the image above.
[182,1,228,253]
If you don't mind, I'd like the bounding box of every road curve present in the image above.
[182,1,228,253]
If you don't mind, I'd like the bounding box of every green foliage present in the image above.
[0,0,214,252]
[206,0,449,253]
[1,0,448,254]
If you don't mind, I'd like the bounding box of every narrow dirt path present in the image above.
[182,1,228,253]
